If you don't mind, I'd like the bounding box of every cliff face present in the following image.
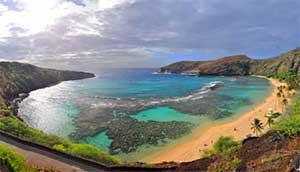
[249,48,300,76]
[0,62,95,102]
[158,48,300,76]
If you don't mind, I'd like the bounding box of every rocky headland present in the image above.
[0,61,95,114]
[158,48,300,76]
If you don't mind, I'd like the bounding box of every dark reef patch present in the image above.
[72,91,252,154]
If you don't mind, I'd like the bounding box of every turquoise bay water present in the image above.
[83,131,112,152]
[18,69,273,159]
[132,107,200,123]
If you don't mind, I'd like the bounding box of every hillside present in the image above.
[0,62,95,115]
[158,48,300,76]
[176,131,300,172]
[0,62,95,100]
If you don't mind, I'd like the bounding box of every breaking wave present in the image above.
[89,81,224,108]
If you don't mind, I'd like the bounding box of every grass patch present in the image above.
[0,143,26,172]
[0,144,62,172]
[54,143,121,165]
[261,153,283,163]
[203,136,240,157]
[273,114,300,136]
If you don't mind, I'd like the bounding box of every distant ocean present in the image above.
[18,68,272,161]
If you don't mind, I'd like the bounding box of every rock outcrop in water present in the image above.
[0,62,95,113]
[158,48,300,76]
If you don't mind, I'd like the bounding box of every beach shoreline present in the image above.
[143,76,290,163]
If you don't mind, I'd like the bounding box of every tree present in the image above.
[276,92,281,108]
[251,118,264,136]
[264,113,281,127]
[277,92,281,98]
[271,112,281,118]
[282,98,288,112]
[265,115,274,127]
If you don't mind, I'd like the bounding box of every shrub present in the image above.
[273,114,300,136]
[232,157,242,166]
[0,144,26,172]
[53,143,121,165]
[203,136,239,157]
[213,136,239,153]
[0,115,68,146]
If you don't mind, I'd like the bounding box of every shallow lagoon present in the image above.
[18,69,272,161]
[132,107,200,123]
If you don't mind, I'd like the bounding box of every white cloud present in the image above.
[82,0,136,10]
[0,0,299,69]
[0,4,8,12]
[0,0,133,38]
[0,0,87,37]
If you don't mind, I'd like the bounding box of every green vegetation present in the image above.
[0,144,26,172]
[290,95,300,114]
[275,72,300,90]
[0,62,94,99]
[273,114,300,136]
[273,93,300,136]
[261,153,288,163]
[251,118,264,136]
[54,143,121,165]
[203,136,239,157]
[0,112,120,165]
[231,157,242,167]
[264,113,281,127]
[0,144,60,172]
[0,114,69,146]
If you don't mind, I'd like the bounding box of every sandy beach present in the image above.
[144,77,290,163]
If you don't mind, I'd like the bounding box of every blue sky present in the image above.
[0,0,299,71]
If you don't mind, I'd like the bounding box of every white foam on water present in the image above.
[89,81,224,108]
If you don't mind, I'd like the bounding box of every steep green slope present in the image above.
[250,48,300,76]
[0,62,94,100]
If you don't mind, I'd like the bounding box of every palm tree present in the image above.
[282,98,288,113]
[277,92,281,98]
[265,112,281,127]
[276,92,281,109]
[251,118,264,136]
[271,112,281,118]
[265,115,274,127]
